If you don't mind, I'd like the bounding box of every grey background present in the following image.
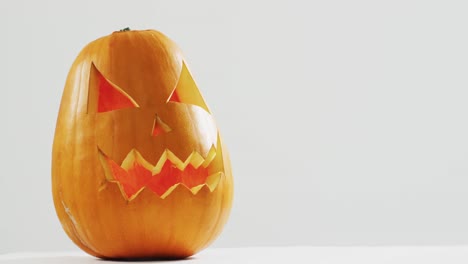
[2,0,468,253]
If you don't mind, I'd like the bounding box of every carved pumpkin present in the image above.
[52,29,233,259]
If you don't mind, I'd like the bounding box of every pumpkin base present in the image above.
[99,253,193,261]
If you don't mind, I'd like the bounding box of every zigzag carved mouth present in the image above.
[98,147,221,200]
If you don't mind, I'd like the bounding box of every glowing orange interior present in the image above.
[105,157,209,198]
[97,72,137,112]
[152,126,165,137]
[168,90,181,103]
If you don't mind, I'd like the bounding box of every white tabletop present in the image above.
[2,246,468,263]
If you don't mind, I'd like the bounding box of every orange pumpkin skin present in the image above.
[52,30,233,259]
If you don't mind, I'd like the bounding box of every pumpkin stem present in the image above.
[119,27,131,32]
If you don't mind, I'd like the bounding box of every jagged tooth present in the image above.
[189,152,205,169]
[121,149,153,171]
[190,184,205,195]
[128,187,147,201]
[121,149,138,170]
[206,172,223,192]
[114,181,129,200]
[107,172,223,200]
[160,183,181,199]
[202,145,217,168]
[181,153,193,169]
[159,172,223,199]
[135,151,154,171]
[152,150,168,175]
[129,147,217,175]
[177,146,218,170]
[166,150,186,171]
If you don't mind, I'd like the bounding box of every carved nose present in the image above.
[152,115,172,136]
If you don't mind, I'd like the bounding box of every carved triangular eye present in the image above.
[95,67,139,113]
[152,115,172,136]
[167,61,210,113]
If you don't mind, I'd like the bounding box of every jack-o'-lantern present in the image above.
[51,28,233,259]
